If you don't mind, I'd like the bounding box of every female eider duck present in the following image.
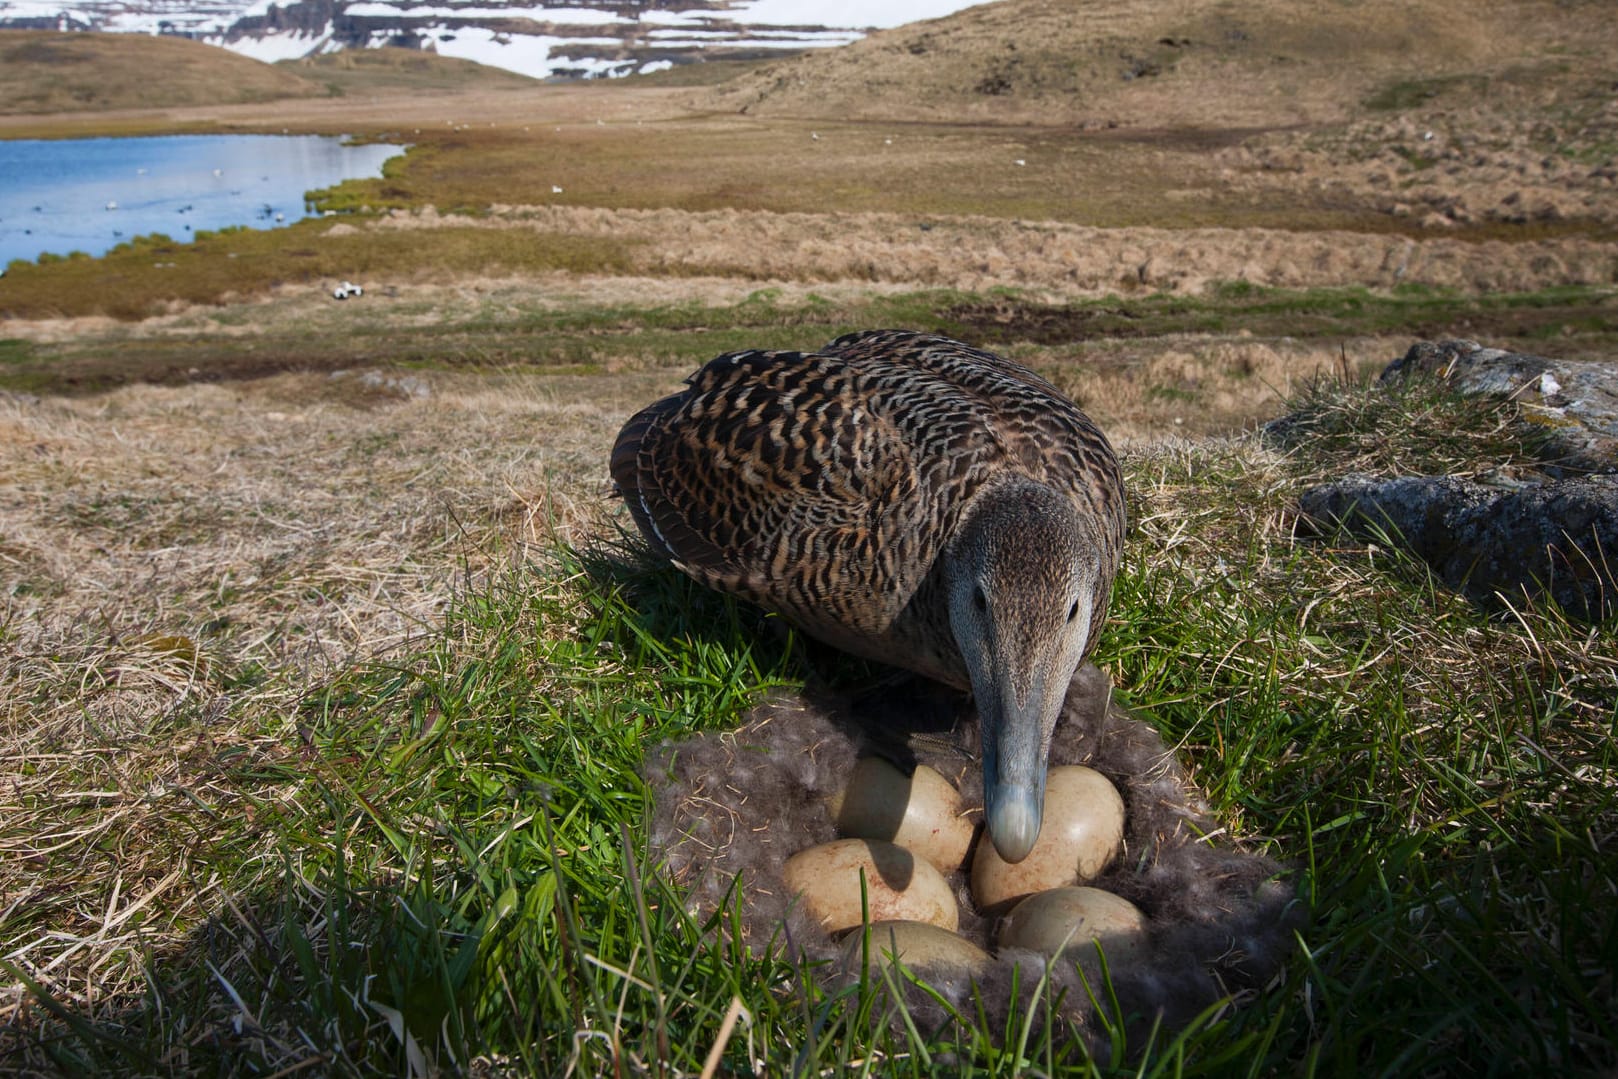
[612,329,1125,863]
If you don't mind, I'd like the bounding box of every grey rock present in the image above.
[1299,472,1618,619]
[327,368,432,400]
[1379,339,1618,473]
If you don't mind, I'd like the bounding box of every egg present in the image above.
[970,765,1125,911]
[997,886,1147,964]
[838,920,993,979]
[826,757,977,872]
[783,838,958,934]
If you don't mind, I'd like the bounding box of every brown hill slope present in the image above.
[704,0,1617,129]
[0,30,324,114]
[285,47,539,95]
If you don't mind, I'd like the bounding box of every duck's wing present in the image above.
[611,348,935,643]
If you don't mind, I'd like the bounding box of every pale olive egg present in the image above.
[826,757,977,872]
[970,765,1125,911]
[997,886,1147,964]
[838,919,993,978]
[783,838,959,934]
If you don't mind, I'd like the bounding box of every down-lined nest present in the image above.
[644,663,1303,1052]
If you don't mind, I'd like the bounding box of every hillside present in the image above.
[283,47,539,95]
[704,0,1618,128]
[0,31,563,115]
[0,30,328,114]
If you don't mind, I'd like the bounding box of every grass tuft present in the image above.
[1261,361,1558,479]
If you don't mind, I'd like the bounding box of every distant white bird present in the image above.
[1014,159,1027,166]
[105,201,117,210]
[552,185,564,194]
[212,168,223,177]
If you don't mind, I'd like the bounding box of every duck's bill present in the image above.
[979,685,1052,864]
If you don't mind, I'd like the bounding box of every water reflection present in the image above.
[0,134,403,266]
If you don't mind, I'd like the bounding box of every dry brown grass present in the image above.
[0,368,661,1031]
[373,204,1618,297]
[1050,335,1392,444]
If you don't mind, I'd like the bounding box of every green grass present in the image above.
[0,220,637,325]
[1363,75,1490,113]
[5,376,1613,1074]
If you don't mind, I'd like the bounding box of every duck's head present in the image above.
[946,479,1110,863]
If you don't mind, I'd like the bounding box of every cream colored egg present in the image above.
[998,886,1147,964]
[783,838,958,934]
[839,919,993,978]
[970,765,1125,911]
[826,757,977,872]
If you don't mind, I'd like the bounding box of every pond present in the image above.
[0,134,404,268]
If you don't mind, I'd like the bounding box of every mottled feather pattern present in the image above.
[611,329,1125,685]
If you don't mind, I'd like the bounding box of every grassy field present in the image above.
[3,1,1617,1074]
[2,342,1613,1075]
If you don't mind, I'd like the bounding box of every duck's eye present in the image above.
[973,586,989,612]
[1067,600,1081,622]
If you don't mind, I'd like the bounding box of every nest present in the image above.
[643,663,1303,1053]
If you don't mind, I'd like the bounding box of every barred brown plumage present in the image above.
[612,329,1126,863]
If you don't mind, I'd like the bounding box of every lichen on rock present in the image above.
[1299,472,1618,620]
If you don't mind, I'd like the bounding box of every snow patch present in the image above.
[212,29,334,62]
[342,2,618,21]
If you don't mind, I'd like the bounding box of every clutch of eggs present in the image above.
[782,756,1144,975]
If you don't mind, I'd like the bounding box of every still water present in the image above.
[0,134,404,267]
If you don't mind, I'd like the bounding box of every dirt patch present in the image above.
[946,299,1150,343]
